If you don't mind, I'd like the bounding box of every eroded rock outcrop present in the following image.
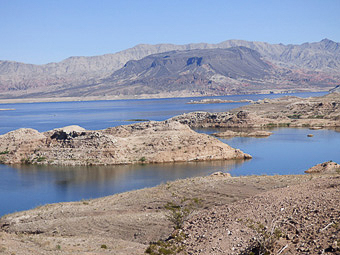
[212,130,272,138]
[305,161,340,174]
[170,93,340,128]
[170,111,269,128]
[0,121,251,166]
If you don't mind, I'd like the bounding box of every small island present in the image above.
[187,98,253,104]
[212,130,273,138]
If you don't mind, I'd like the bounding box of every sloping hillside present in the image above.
[0,39,339,99]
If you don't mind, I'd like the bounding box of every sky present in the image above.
[1,0,339,64]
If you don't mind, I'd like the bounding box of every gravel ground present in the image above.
[183,175,340,254]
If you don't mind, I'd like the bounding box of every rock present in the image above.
[210,171,232,178]
[212,130,272,138]
[212,130,239,137]
[53,125,86,133]
[0,128,47,164]
[0,121,251,166]
[187,99,253,104]
[170,110,270,128]
[48,125,87,140]
[305,161,340,174]
[307,134,314,137]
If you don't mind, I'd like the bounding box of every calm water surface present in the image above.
[2,92,338,216]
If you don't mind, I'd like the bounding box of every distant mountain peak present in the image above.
[320,38,339,51]
[321,38,334,43]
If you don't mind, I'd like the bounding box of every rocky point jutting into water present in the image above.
[0,121,250,166]
[171,92,340,129]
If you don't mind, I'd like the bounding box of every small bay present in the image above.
[2,91,339,216]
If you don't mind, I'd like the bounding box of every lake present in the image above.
[2,91,339,216]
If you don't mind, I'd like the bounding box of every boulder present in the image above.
[305,161,340,174]
[210,171,232,178]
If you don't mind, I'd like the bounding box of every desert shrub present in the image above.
[36,156,46,162]
[20,158,32,164]
[145,230,186,255]
[165,198,201,230]
[287,114,301,119]
[145,197,201,254]
[241,219,283,255]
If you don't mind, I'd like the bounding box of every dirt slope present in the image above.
[1,174,337,254]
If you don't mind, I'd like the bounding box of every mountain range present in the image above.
[0,39,339,99]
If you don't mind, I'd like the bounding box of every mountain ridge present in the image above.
[0,39,339,99]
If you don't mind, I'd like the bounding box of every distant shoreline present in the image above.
[0,94,193,104]
[0,89,329,104]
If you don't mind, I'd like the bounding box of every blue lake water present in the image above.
[1,91,339,216]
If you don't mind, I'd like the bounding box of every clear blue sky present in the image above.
[1,0,339,64]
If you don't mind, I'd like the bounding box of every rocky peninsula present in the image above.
[0,121,250,166]
[172,92,340,129]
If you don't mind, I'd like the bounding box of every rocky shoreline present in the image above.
[1,92,339,167]
[172,93,340,129]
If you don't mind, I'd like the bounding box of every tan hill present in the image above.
[0,121,250,166]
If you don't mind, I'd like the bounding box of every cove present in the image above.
[1,92,338,216]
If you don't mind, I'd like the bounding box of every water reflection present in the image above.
[13,159,246,186]
[0,159,247,215]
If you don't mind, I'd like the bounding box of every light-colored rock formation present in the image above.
[171,93,340,129]
[305,161,340,174]
[187,99,253,104]
[170,110,268,128]
[0,121,251,166]
[212,130,272,138]
[209,171,232,178]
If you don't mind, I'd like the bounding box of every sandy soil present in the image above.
[183,175,340,254]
